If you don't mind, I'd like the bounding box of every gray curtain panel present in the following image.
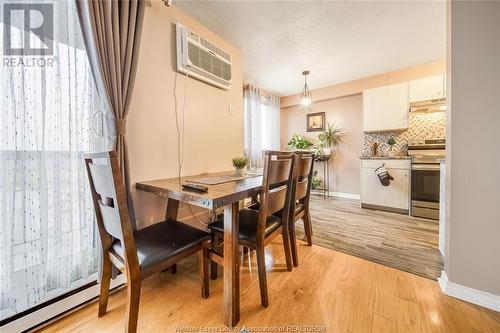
[76,0,146,229]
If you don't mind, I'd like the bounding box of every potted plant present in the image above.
[287,134,314,150]
[232,156,248,176]
[311,170,321,189]
[313,140,325,155]
[318,122,343,155]
[387,137,396,157]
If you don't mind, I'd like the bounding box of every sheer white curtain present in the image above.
[243,85,280,168]
[0,1,104,320]
[263,94,281,151]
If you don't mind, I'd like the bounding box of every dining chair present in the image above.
[287,151,315,267]
[84,152,210,333]
[246,151,315,266]
[208,151,296,307]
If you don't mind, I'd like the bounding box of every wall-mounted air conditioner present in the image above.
[176,23,232,90]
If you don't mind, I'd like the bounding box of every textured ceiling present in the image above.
[175,1,446,97]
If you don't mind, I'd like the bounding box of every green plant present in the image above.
[313,140,325,155]
[318,122,343,147]
[232,156,248,169]
[387,137,396,152]
[288,134,313,150]
[311,171,321,189]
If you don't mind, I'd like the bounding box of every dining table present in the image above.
[135,171,263,327]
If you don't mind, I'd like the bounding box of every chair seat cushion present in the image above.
[112,220,209,269]
[208,208,282,242]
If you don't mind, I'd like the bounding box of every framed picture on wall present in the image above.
[306,112,325,132]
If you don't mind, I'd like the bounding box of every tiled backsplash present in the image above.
[363,111,446,155]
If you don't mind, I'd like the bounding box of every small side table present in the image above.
[313,154,331,199]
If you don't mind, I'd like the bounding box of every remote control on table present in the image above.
[182,183,208,193]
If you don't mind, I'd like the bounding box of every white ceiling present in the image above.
[175,0,446,97]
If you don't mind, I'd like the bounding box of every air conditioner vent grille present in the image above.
[200,37,231,62]
[188,42,200,67]
[187,41,232,81]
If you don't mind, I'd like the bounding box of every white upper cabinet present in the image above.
[362,82,409,133]
[408,75,445,102]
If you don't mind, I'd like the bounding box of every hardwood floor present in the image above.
[39,239,499,333]
[295,195,443,280]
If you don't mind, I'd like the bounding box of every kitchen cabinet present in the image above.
[409,75,445,102]
[361,159,410,213]
[362,82,409,133]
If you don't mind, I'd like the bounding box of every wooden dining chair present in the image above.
[247,151,315,267]
[84,152,210,333]
[208,151,296,308]
[287,151,315,267]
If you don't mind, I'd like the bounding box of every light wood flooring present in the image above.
[39,239,499,333]
[296,195,443,280]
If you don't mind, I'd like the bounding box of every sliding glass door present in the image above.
[0,0,104,323]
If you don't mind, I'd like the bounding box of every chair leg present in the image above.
[210,234,219,280]
[289,219,299,267]
[256,246,269,308]
[98,255,112,317]
[125,273,141,333]
[281,227,293,272]
[303,209,313,246]
[199,241,209,298]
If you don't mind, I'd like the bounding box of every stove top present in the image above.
[408,139,446,151]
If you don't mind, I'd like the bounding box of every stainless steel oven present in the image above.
[408,140,445,220]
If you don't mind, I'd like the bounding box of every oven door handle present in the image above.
[411,164,440,171]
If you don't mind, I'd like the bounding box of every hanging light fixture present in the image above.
[300,70,313,111]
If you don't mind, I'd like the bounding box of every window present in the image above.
[243,86,280,168]
[0,1,104,322]
[260,100,270,150]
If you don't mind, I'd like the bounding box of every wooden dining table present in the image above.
[135,171,263,327]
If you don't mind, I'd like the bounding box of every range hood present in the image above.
[410,98,447,112]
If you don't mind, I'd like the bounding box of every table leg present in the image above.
[326,160,330,198]
[223,202,240,327]
[165,198,180,274]
[323,162,327,200]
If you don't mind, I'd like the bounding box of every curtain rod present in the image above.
[243,82,278,99]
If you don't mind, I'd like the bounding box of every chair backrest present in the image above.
[257,150,295,244]
[293,152,315,203]
[84,152,138,266]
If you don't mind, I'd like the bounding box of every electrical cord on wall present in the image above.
[173,69,217,227]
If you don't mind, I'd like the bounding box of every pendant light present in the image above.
[301,70,313,111]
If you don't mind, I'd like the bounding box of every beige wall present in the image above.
[281,95,363,196]
[445,1,500,296]
[127,3,244,229]
[281,61,446,197]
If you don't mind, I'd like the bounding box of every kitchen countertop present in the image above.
[360,155,411,160]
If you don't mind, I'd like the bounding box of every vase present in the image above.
[235,168,244,176]
[322,147,332,155]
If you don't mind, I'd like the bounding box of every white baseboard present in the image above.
[312,191,360,200]
[2,275,126,333]
[438,271,500,312]
[329,192,360,200]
